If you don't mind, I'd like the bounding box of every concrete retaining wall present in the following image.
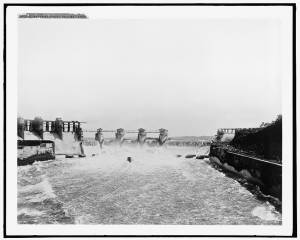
[18,132,84,166]
[209,145,282,200]
[22,132,82,155]
[17,140,55,166]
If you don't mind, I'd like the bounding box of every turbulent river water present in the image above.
[18,145,281,224]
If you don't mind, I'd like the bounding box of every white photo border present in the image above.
[3,3,296,237]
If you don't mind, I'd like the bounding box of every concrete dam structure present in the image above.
[17,116,170,165]
[17,117,86,165]
[18,117,84,141]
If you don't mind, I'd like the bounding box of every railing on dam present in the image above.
[217,128,263,134]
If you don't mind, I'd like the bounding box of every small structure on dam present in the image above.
[137,128,147,145]
[158,128,168,145]
[115,128,126,144]
[32,116,45,139]
[95,128,104,148]
[217,128,262,135]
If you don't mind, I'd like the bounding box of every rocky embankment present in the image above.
[209,116,282,206]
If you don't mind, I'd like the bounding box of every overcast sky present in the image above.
[18,18,282,136]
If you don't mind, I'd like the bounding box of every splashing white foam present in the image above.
[68,145,210,175]
[18,145,282,225]
[43,132,81,155]
[19,178,56,202]
[18,208,44,216]
[75,215,93,224]
[251,202,280,221]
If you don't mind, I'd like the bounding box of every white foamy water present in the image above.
[43,132,81,155]
[18,145,281,225]
[18,207,44,216]
[251,202,280,221]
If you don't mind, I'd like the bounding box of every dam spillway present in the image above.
[17,116,172,165]
[17,145,281,225]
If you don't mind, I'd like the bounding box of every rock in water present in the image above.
[196,155,209,159]
[185,154,196,159]
[127,157,132,163]
[176,154,182,158]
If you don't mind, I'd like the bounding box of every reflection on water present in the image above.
[18,145,281,224]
